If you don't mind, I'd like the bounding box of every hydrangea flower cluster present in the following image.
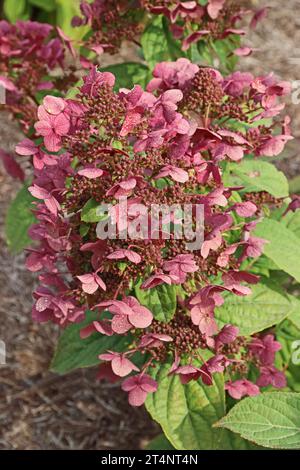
[24,59,291,406]
[73,0,267,57]
[142,0,266,52]
[0,20,77,179]
[72,0,143,56]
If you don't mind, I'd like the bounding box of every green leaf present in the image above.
[249,255,279,277]
[4,0,29,22]
[55,0,90,40]
[141,16,183,70]
[29,0,56,11]
[101,62,150,91]
[51,311,131,374]
[254,218,300,283]
[79,223,90,237]
[81,198,106,223]
[223,159,289,198]
[287,210,300,239]
[215,392,300,449]
[289,175,300,194]
[145,362,231,450]
[162,16,182,61]
[193,41,214,66]
[276,320,300,392]
[214,283,296,336]
[211,37,239,73]
[145,434,174,450]
[65,77,83,99]
[285,294,300,330]
[135,282,176,323]
[5,184,36,254]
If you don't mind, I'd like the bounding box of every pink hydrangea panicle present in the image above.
[25,58,291,406]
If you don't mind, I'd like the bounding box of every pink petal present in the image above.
[95,274,106,291]
[121,376,138,392]
[119,178,137,190]
[0,149,25,181]
[140,376,158,393]
[235,202,257,217]
[78,168,104,179]
[129,306,153,329]
[93,321,113,336]
[53,113,70,136]
[44,197,60,216]
[182,31,210,51]
[207,0,225,20]
[77,274,95,283]
[82,280,99,294]
[162,89,183,104]
[28,184,49,200]
[44,134,61,152]
[111,314,132,334]
[234,47,255,57]
[125,250,142,264]
[120,111,141,137]
[80,323,98,339]
[35,120,53,137]
[128,387,148,407]
[0,75,16,91]
[170,166,189,183]
[43,96,66,115]
[99,352,116,361]
[111,356,139,377]
[15,138,38,156]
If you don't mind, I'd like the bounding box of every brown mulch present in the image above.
[1,1,300,450]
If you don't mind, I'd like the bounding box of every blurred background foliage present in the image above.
[0,0,91,39]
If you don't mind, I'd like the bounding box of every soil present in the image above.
[1,0,300,449]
